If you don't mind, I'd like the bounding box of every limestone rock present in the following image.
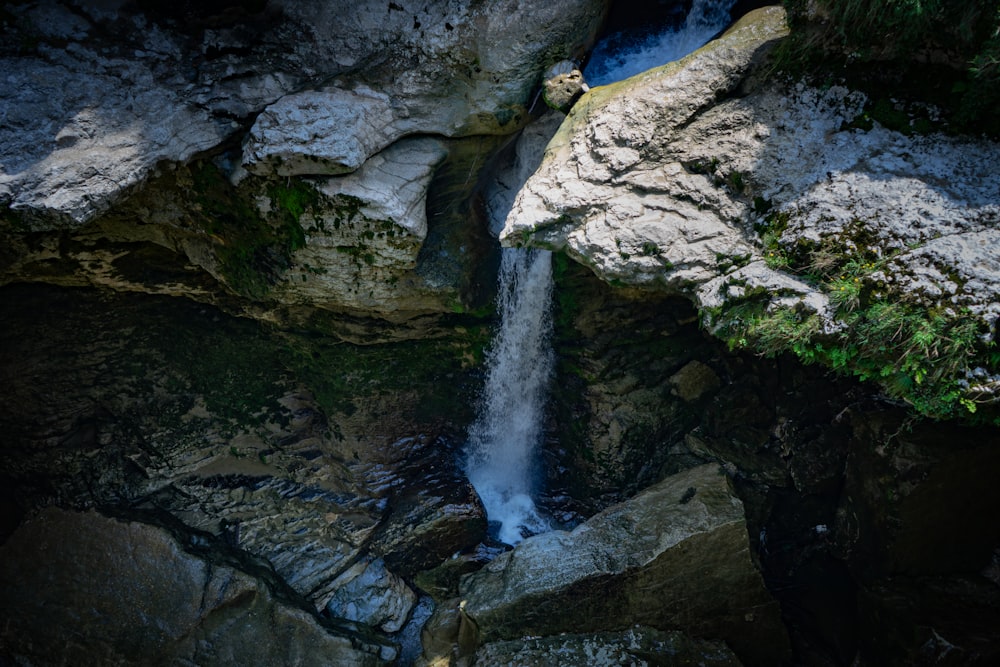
[459,464,790,665]
[501,7,791,300]
[472,627,743,667]
[0,508,392,666]
[243,87,399,176]
[1,0,608,228]
[267,137,453,316]
[502,3,1000,406]
[485,112,568,236]
[543,63,590,112]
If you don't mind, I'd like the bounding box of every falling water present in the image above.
[585,0,737,86]
[465,0,739,546]
[464,247,554,546]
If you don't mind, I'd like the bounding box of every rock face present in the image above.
[0,0,607,229]
[503,4,1000,415]
[459,464,790,666]
[503,7,791,296]
[0,508,392,666]
[0,0,607,324]
[0,284,486,633]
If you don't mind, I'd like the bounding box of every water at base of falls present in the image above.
[585,0,737,86]
[464,247,554,546]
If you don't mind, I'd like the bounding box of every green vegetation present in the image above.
[191,162,315,299]
[779,0,1000,135]
[709,224,996,421]
[124,287,492,434]
[280,329,488,421]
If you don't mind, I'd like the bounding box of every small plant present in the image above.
[727,171,746,194]
[827,274,863,312]
[640,241,661,256]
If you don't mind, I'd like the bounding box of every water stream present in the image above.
[464,0,739,547]
[464,247,555,546]
[585,0,737,86]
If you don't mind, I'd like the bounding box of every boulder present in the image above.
[0,508,392,666]
[502,7,791,296]
[459,463,790,665]
[542,61,590,112]
[324,557,417,633]
[670,359,722,402]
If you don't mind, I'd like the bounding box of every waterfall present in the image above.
[465,0,739,546]
[585,0,737,86]
[464,246,554,546]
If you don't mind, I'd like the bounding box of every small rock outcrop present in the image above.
[0,508,392,666]
[542,60,590,112]
[459,464,790,665]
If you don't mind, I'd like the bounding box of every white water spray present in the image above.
[464,247,554,546]
[585,0,737,86]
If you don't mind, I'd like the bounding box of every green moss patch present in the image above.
[190,162,316,299]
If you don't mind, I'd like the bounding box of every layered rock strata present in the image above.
[0,508,394,666]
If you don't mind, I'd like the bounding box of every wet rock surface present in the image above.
[0,283,486,645]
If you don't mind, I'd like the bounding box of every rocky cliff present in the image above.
[2,2,999,666]
[505,5,1000,421]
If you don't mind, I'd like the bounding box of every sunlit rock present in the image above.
[542,60,589,112]
[0,0,607,228]
[503,3,1000,410]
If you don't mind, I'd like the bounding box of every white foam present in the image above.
[464,248,554,545]
[585,0,736,86]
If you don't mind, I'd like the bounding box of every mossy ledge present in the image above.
[704,229,998,423]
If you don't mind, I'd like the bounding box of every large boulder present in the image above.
[502,4,1000,416]
[502,7,791,295]
[0,508,393,666]
[459,463,790,666]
